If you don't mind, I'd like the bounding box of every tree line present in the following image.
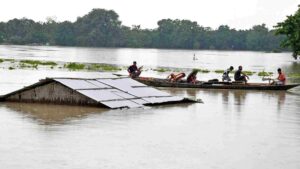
[0,8,286,52]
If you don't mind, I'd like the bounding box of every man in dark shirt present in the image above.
[128,61,142,78]
[234,66,249,83]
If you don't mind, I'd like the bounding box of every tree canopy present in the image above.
[275,5,300,59]
[0,8,285,52]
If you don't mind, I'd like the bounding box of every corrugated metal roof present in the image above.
[101,100,142,109]
[55,79,100,90]
[51,77,188,108]
[2,77,195,109]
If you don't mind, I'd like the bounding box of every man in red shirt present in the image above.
[272,68,286,85]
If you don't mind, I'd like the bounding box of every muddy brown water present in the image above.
[0,45,300,169]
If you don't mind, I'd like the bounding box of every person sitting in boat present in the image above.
[234,66,249,83]
[271,68,286,85]
[187,70,198,84]
[222,66,234,82]
[167,72,186,82]
[128,61,143,78]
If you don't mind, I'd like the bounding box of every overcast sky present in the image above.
[0,0,299,29]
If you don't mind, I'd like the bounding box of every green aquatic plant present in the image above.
[4,59,15,62]
[243,71,256,76]
[258,71,273,76]
[8,66,15,70]
[0,59,3,63]
[88,64,122,71]
[19,63,32,68]
[19,62,38,69]
[153,68,170,72]
[288,73,300,78]
[20,60,57,66]
[214,70,224,74]
[64,62,85,70]
[174,68,183,72]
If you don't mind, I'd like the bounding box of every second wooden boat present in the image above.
[135,77,300,91]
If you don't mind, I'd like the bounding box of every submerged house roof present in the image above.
[1,77,195,109]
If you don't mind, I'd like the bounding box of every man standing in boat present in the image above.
[128,61,143,78]
[234,66,249,83]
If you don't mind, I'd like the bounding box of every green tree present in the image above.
[3,18,47,44]
[275,5,300,59]
[74,8,122,47]
[246,24,270,50]
[0,22,5,43]
[55,21,75,46]
[157,19,200,49]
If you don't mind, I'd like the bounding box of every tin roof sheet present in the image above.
[52,77,188,108]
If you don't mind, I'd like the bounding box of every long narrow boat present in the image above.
[135,77,300,91]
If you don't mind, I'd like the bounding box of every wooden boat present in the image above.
[135,77,300,91]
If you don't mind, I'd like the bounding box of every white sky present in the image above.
[0,0,299,30]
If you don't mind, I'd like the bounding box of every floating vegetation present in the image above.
[174,68,182,72]
[243,71,256,76]
[20,60,57,66]
[64,62,85,70]
[4,59,15,62]
[0,59,3,63]
[153,68,170,72]
[88,63,122,72]
[18,62,38,69]
[214,70,224,74]
[288,73,300,78]
[8,66,15,70]
[258,71,273,76]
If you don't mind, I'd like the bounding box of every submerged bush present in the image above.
[153,68,170,72]
[258,71,273,76]
[288,73,300,78]
[214,70,224,74]
[88,64,122,71]
[20,60,57,66]
[64,63,85,70]
[243,71,256,76]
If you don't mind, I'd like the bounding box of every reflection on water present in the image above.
[1,87,300,169]
[3,103,107,125]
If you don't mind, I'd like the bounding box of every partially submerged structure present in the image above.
[0,77,196,109]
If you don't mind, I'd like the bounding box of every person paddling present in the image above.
[234,66,249,83]
[128,61,143,78]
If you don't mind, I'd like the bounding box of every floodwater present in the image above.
[1,45,300,169]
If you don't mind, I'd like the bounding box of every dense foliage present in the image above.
[275,5,300,59]
[0,8,285,52]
